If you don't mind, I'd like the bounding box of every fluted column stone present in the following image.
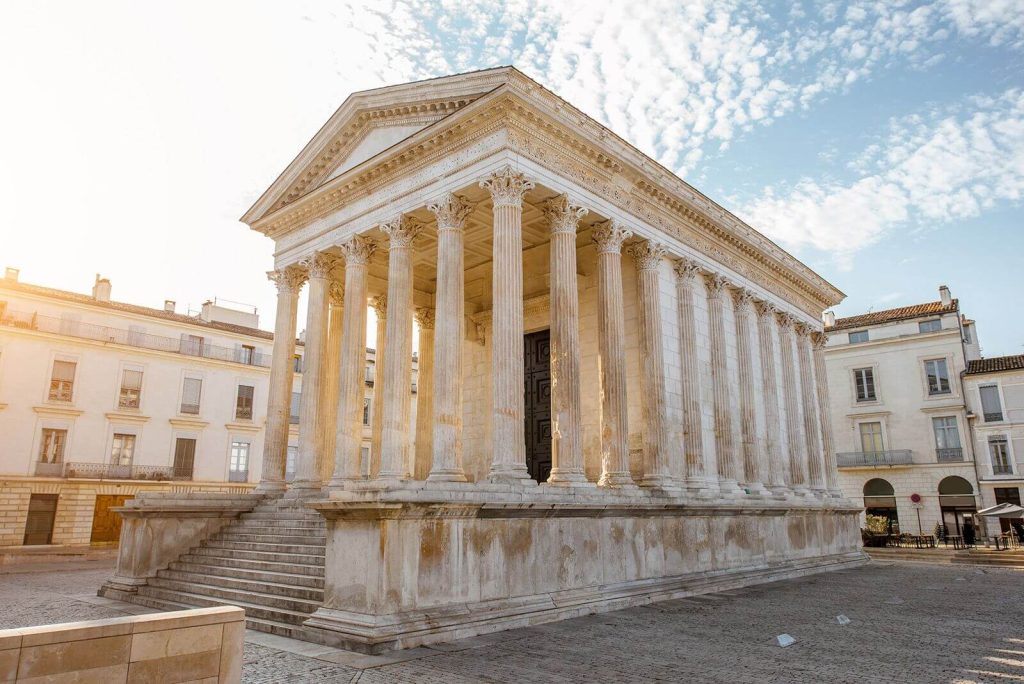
[545,194,588,485]
[629,240,680,490]
[673,258,711,495]
[426,193,474,483]
[481,166,534,484]
[369,295,387,478]
[732,288,768,496]
[329,236,376,487]
[755,301,789,497]
[705,273,744,497]
[376,216,420,482]
[812,332,843,497]
[592,220,636,488]
[777,313,810,496]
[257,265,305,492]
[797,323,827,495]
[321,278,344,481]
[413,307,435,480]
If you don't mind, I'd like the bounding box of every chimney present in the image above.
[164,300,176,313]
[4,267,18,282]
[822,311,836,328]
[939,285,952,307]
[91,274,112,302]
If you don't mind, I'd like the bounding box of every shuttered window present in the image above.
[49,360,76,401]
[180,378,202,415]
[119,369,143,408]
[980,385,1003,422]
[235,385,254,420]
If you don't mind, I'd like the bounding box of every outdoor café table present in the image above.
[912,535,936,549]
[993,535,1012,550]
[948,535,965,549]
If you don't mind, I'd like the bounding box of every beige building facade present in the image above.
[103,67,863,652]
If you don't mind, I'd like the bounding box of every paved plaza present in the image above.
[1,558,1022,683]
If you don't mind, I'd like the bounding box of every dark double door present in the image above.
[523,329,552,483]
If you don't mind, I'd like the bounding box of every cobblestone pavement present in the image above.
[2,559,1023,683]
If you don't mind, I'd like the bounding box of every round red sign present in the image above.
[910,493,922,504]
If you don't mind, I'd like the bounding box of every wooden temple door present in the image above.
[523,329,552,483]
[90,494,133,543]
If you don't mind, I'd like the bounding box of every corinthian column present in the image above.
[376,216,420,482]
[369,294,387,478]
[812,332,843,497]
[673,258,710,496]
[731,288,768,496]
[427,193,474,482]
[797,323,827,496]
[777,313,810,496]
[754,301,789,497]
[291,252,339,494]
[705,273,744,497]
[413,307,435,480]
[592,220,636,488]
[629,240,680,490]
[545,194,588,485]
[329,236,376,487]
[480,166,534,484]
[321,277,344,481]
[257,265,305,492]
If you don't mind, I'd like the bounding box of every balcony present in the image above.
[836,450,914,468]
[228,469,249,483]
[34,462,193,481]
[984,412,1004,423]
[1,308,271,367]
[33,461,64,477]
[936,447,964,463]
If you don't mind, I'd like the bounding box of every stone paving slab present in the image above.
[1,559,1023,682]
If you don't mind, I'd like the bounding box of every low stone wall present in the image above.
[0,606,245,683]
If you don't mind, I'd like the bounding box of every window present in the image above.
[989,437,1012,475]
[924,358,951,395]
[48,360,76,401]
[848,330,869,344]
[980,385,1003,422]
[229,441,249,482]
[181,334,204,356]
[118,369,143,409]
[110,433,136,466]
[919,319,941,333]
[289,392,300,424]
[235,384,254,420]
[853,368,876,402]
[173,438,196,479]
[932,417,961,461]
[859,422,884,454]
[363,398,371,426]
[240,345,255,365]
[180,378,202,415]
[39,428,67,463]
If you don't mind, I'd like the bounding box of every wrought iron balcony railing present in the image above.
[936,447,964,462]
[33,461,194,481]
[836,450,914,468]
[984,412,1004,423]
[993,464,1014,475]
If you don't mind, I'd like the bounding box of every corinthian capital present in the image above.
[329,280,345,307]
[794,321,816,338]
[812,331,829,350]
[776,311,796,330]
[591,219,633,254]
[543,193,588,235]
[754,300,777,320]
[267,264,307,294]
[371,294,387,316]
[300,252,340,280]
[731,287,755,311]
[414,307,435,330]
[627,240,667,271]
[380,215,422,248]
[479,165,534,208]
[428,193,475,230]
[703,273,730,298]
[673,257,701,283]
[340,235,377,266]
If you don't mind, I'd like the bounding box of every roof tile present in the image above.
[826,300,958,332]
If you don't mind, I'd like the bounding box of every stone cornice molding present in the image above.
[543,193,588,234]
[380,215,422,248]
[591,220,633,254]
[371,294,388,316]
[267,265,307,294]
[339,235,377,266]
[414,307,435,330]
[300,252,340,280]
[479,165,534,208]
[672,257,701,283]
[627,240,667,271]
[427,192,476,230]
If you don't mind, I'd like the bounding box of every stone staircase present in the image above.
[130,497,326,637]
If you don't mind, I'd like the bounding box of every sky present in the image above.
[1,0,1022,355]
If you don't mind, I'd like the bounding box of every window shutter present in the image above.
[182,378,202,405]
[52,360,76,381]
[980,386,1002,415]
[122,369,143,390]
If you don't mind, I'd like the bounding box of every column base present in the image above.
[546,469,592,486]
[742,482,770,498]
[827,488,846,499]
[789,485,813,499]
[684,477,715,498]
[717,479,745,498]
[639,475,683,492]
[285,481,326,499]
[598,471,637,489]
[254,480,286,494]
[426,469,469,483]
[766,485,791,500]
[487,465,536,486]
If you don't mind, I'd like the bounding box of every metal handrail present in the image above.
[836,450,914,467]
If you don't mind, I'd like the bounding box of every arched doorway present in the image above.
[863,478,899,534]
[938,476,977,540]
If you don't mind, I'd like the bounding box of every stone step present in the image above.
[169,559,325,584]
[201,539,326,556]
[240,512,323,522]
[137,586,312,626]
[191,546,325,566]
[146,577,321,615]
[231,522,326,534]
[215,532,326,546]
[157,569,324,601]
[126,591,302,638]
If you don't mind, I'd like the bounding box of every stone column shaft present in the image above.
[481,166,534,484]
[545,194,588,485]
[369,296,387,478]
[257,266,305,492]
[705,274,743,496]
[778,314,810,494]
[330,236,376,486]
[292,252,338,492]
[376,217,420,481]
[797,325,827,494]
[812,333,842,496]
[593,221,635,488]
[629,240,679,489]
[674,259,709,494]
[413,308,435,480]
[755,301,789,495]
[321,280,344,481]
[427,193,474,482]
[732,289,767,495]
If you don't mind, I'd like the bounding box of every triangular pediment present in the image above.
[242,66,517,223]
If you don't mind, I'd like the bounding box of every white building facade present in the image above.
[823,286,982,537]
